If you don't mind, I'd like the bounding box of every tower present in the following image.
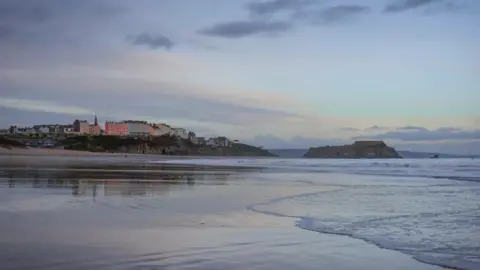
[94,113,98,126]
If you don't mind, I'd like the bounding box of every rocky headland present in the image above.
[304,141,401,159]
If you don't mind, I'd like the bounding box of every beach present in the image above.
[0,154,478,270]
[0,146,168,157]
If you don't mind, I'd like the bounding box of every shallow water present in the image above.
[160,158,480,270]
[0,156,478,269]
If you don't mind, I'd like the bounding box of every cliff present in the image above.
[59,135,276,157]
[304,141,401,159]
[0,136,26,149]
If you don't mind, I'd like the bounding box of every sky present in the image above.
[0,0,479,154]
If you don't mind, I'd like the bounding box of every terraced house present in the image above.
[105,120,154,136]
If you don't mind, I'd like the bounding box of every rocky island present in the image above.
[304,141,402,159]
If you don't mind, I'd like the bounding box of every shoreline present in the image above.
[0,147,127,157]
[0,147,276,159]
[0,155,453,269]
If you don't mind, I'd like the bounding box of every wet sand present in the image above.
[0,155,442,270]
[0,147,112,156]
[0,146,196,159]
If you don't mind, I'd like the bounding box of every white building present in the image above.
[205,137,232,148]
[172,127,188,139]
[34,125,50,133]
[153,123,173,136]
[61,125,75,134]
[205,138,217,147]
[10,126,36,135]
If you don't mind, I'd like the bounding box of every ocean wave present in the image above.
[246,180,480,270]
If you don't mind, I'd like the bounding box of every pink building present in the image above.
[104,120,154,136]
[105,121,129,136]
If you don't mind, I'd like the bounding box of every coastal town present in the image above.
[0,115,234,149]
[0,115,403,159]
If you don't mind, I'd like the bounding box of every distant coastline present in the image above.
[270,148,479,159]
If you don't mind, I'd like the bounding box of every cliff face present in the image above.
[60,135,276,157]
[304,141,401,159]
[0,136,26,149]
[173,140,276,157]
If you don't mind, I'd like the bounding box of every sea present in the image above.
[159,158,480,270]
[0,156,479,270]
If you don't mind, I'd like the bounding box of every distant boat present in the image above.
[430,154,439,159]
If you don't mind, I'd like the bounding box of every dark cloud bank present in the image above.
[129,33,174,50]
[198,21,292,38]
[198,0,370,38]
[0,0,127,40]
[318,5,370,22]
[248,0,317,16]
[384,0,444,13]
[198,0,459,38]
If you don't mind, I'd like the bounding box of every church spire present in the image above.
[94,113,98,126]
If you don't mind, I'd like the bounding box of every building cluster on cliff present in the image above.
[2,115,233,148]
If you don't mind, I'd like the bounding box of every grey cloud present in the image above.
[436,127,463,132]
[365,125,388,131]
[0,79,302,128]
[247,0,319,17]
[353,127,480,141]
[93,3,129,16]
[247,134,346,149]
[384,0,443,13]
[125,95,299,126]
[339,127,360,131]
[130,33,174,50]
[199,2,369,39]
[396,126,428,131]
[0,107,89,127]
[198,20,292,38]
[0,0,126,24]
[395,141,480,156]
[304,5,371,24]
[0,0,128,45]
[0,1,52,24]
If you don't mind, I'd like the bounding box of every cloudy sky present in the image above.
[0,0,479,154]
